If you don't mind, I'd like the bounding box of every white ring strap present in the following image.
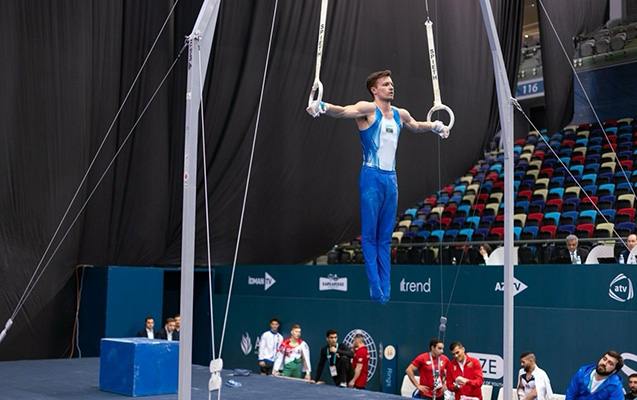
[425,19,455,130]
[308,0,329,107]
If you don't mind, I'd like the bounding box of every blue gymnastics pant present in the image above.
[359,166,397,304]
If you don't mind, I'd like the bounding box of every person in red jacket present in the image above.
[446,341,484,400]
[406,338,450,399]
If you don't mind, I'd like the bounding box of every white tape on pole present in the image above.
[424,19,455,130]
[308,0,329,107]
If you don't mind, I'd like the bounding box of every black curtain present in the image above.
[538,0,609,134]
[0,0,520,360]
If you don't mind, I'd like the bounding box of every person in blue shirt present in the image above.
[307,70,449,304]
[566,351,624,400]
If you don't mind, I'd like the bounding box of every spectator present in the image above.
[174,314,180,333]
[626,373,637,400]
[136,317,154,339]
[446,341,483,400]
[155,317,178,341]
[517,351,554,400]
[478,243,492,264]
[273,324,311,380]
[311,329,354,387]
[619,234,637,264]
[556,234,588,264]
[349,333,369,389]
[566,351,624,400]
[405,338,450,399]
[258,318,283,375]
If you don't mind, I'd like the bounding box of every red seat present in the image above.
[617,208,636,221]
[517,190,533,201]
[438,217,451,230]
[490,227,504,239]
[526,213,544,227]
[515,139,525,146]
[581,196,598,204]
[539,225,557,238]
[562,139,574,148]
[575,223,595,238]
[546,198,563,211]
[570,155,585,165]
[476,193,489,204]
[470,204,485,217]
[620,160,633,170]
[539,168,554,179]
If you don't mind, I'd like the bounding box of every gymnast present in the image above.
[307,70,449,304]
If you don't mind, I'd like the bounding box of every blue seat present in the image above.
[475,228,490,239]
[417,230,431,241]
[453,185,466,194]
[588,137,603,146]
[575,138,588,147]
[549,187,564,199]
[617,222,635,233]
[569,165,584,176]
[521,226,539,240]
[579,210,598,225]
[563,198,580,210]
[404,208,418,219]
[515,201,529,214]
[560,156,571,167]
[582,185,597,196]
[458,228,473,241]
[581,173,597,185]
[443,229,458,242]
[514,226,521,240]
[598,184,615,196]
[600,209,616,223]
[605,126,618,135]
[429,230,445,242]
[557,224,576,234]
[585,154,600,164]
[544,212,561,225]
[457,204,471,215]
[558,212,576,226]
[583,163,599,175]
[550,176,565,187]
[466,216,480,230]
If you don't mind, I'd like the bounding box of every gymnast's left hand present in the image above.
[432,120,449,139]
[306,100,328,118]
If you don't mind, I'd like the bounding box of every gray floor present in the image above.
[0,358,404,399]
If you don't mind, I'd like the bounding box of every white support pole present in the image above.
[180,1,221,399]
[478,1,515,399]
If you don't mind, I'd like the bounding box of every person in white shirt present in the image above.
[155,317,177,341]
[258,318,283,375]
[517,351,554,400]
[136,317,155,339]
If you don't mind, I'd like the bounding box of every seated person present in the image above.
[311,329,354,387]
[555,234,588,264]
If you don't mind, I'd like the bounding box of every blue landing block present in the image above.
[99,338,179,397]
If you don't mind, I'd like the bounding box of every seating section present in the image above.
[387,118,637,264]
[331,118,637,264]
